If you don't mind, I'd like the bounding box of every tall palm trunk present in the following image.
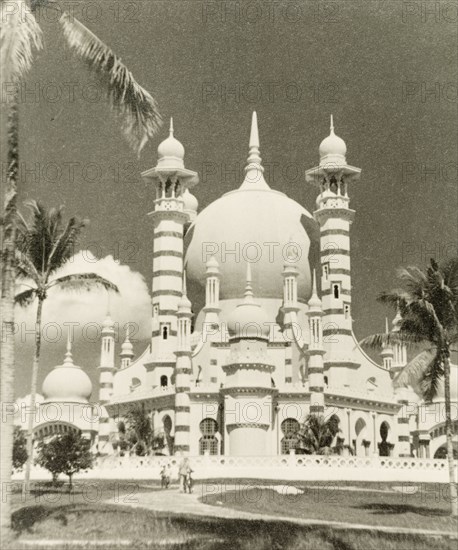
[443,354,458,516]
[23,297,43,490]
[0,93,19,538]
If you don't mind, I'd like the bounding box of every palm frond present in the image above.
[377,290,409,309]
[0,0,42,91]
[396,266,428,299]
[421,350,444,403]
[59,12,162,155]
[15,248,40,283]
[15,287,37,307]
[46,215,87,274]
[48,273,119,294]
[393,349,435,392]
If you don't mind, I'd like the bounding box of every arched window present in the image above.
[199,418,219,455]
[333,284,340,299]
[162,325,168,340]
[281,418,300,454]
[160,375,168,387]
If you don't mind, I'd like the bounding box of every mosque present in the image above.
[22,113,458,461]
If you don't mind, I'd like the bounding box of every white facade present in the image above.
[28,113,458,461]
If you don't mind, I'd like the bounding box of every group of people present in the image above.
[160,457,193,493]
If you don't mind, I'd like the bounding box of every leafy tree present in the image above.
[35,431,94,490]
[360,257,458,516]
[15,200,119,487]
[124,406,153,456]
[12,427,28,471]
[294,414,340,455]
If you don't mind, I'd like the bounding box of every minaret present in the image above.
[98,313,115,451]
[306,272,325,415]
[203,256,221,330]
[174,274,192,455]
[380,318,394,371]
[305,116,361,383]
[141,119,198,376]
[120,325,135,369]
[240,111,269,190]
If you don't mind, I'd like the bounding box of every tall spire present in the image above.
[240,111,269,190]
[169,117,174,136]
[244,262,254,302]
[330,114,334,133]
[63,330,74,366]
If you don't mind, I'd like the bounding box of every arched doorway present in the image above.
[162,415,174,455]
[280,418,300,454]
[378,421,393,457]
[355,418,369,457]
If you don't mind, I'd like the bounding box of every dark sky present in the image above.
[2,1,457,397]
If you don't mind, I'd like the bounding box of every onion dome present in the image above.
[227,263,270,340]
[42,337,92,404]
[157,118,185,169]
[319,115,347,166]
[182,188,198,212]
[185,112,316,302]
[102,313,115,335]
[120,326,134,359]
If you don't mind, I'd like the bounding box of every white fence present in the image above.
[14,454,458,483]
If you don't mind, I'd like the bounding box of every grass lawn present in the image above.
[4,480,457,550]
[200,481,458,533]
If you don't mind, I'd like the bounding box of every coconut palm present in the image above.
[360,257,458,516]
[15,200,119,491]
[0,0,160,533]
[294,414,340,455]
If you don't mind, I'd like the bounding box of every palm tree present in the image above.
[294,414,340,455]
[15,200,119,491]
[0,0,161,533]
[360,257,458,516]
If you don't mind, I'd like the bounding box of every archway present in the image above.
[199,418,219,455]
[280,418,300,454]
[162,415,173,455]
[355,418,369,457]
[378,421,393,457]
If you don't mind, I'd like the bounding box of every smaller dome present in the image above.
[178,293,192,311]
[157,118,185,169]
[120,336,134,357]
[206,256,219,269]
[42,356,92,404]
[102,314,115,333]
[319,116,347,165]
[182,188,198,212]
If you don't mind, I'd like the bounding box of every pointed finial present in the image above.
[330,114,334,133]
[169,117,174,136]
[385,317,390,334]
[244,262,254,301]
[249,111,260,149]
[312,270,318,296]
[64,330,74,366]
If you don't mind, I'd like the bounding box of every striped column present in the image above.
[150,207,188,357]
[174,287,193,454]
[306,274,325,415]
[396,388,411,457]
[98,316,115,448]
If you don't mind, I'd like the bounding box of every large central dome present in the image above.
[185,113,319,303]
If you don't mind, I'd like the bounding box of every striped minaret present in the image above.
[141,119,198,372]
[282,261,299,335]
[174,275,192,455]
[98,314,115,450]
[306,272,325,415]
[305,116,361,373]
